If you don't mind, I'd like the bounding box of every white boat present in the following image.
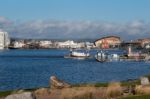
[64,50,90,59]
[71,51,90,57]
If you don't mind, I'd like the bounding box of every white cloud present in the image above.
[0,16,150,40]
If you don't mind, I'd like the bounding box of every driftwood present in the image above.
[50,76,71,89]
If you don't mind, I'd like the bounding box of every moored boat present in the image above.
[64,50,91,59]
[95,50,121,62]
[70,51,89,57]
[8,46,20,49]
[95,51,108,62]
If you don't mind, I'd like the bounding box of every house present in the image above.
[94,36,121,49]
[137,38,150,48]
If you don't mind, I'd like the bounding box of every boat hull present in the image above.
[64,55,91,59]
[95,57,108,62]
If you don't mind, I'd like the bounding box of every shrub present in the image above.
[135,85,150,95]
[106,82,123,98]
[60,87,106,99]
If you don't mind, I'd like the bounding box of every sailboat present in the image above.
[95,50,108,62]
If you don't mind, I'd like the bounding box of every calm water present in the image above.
[0,49,150,91]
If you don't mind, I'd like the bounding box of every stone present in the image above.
[50,76,71,89]
[140,77,150,86]
[34,88,50,95]
[5,92,35,99]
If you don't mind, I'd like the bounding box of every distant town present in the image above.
[1,30,150,52]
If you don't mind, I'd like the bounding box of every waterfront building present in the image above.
[85,42,95,49]
[94,36,121,49]
[13,41,25,48]
[0,31,10,49]
[57,40,78,48]
[128,46,140,59]
[77,42,86,48]
[137,38,150,48]
[145,44,150,49]
[39,40,52,48]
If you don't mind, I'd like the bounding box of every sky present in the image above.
[0,0,150,40]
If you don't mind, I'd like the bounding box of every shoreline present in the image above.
[0,75,147,99]
[0,78,139,92]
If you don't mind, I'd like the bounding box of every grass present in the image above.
[0,76,146,98]
[0,80,138,98]
[106,82,123,98]
[135,85,150,95]
[73,79,140,88]
[73,82,108,87]
[0,91,12,97]
[60,87,107,99]
[61,82,123,99]
[60,87,93,99]
[120,95,150,99]
[94,82,108,87]
[0,88,37,97]
[121,80,140,87]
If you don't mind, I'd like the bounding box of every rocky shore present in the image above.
[1,76,150,99]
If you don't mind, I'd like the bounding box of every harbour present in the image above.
[1,49,150,91]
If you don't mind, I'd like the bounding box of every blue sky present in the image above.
[0,0,150,22]
[0,0,150,39]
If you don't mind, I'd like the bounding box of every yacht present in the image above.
[70,51,90,57]
[64,49,90,59]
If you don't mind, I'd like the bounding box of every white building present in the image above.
[13,41,25,48]
[85,42,95,49]
[0,31,10,49]
[39,40,52,48]
[57,40,78,48]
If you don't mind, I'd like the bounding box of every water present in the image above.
[0,49,150,91]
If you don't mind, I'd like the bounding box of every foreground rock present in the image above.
[34,88,61,99]
[34,88,50,95]
[50,76,71,89]
[140,77,150,86]
[5,92,35,99]
[34,88,51,99]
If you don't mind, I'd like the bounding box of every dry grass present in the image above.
[135,85,150,95]
[61,82,123,99]
[60,87,107,99]
[106,82,123,98]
